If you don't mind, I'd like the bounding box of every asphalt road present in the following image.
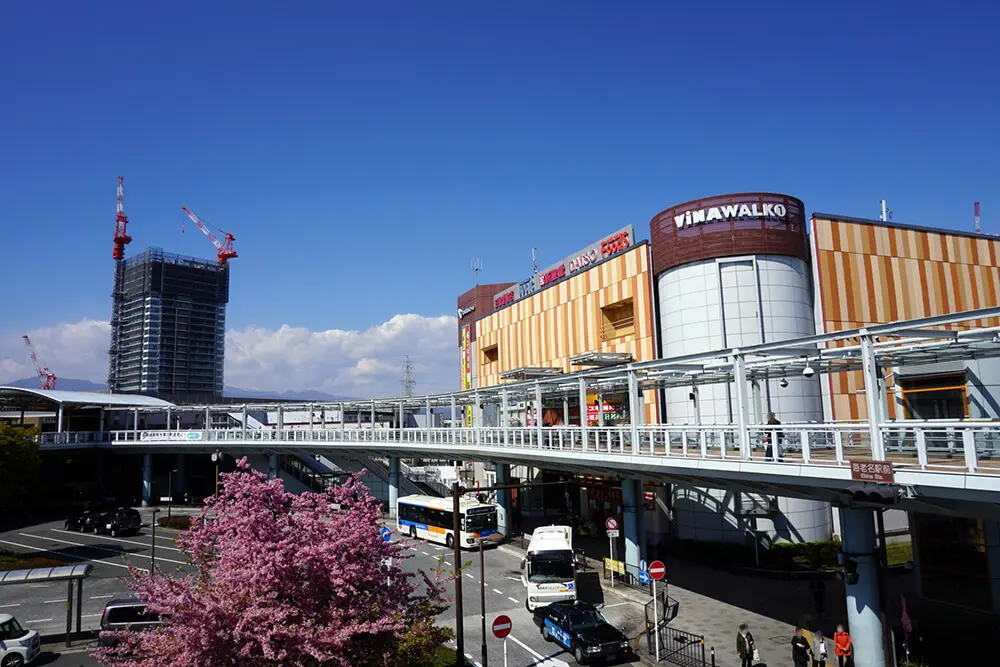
[1,515,645,667]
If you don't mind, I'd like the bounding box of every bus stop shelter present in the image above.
[0,564,93,646]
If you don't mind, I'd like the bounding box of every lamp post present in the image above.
[150,508,160,577]
[167,469,178,519]
[211,450,222,496]
[480,541,488,667]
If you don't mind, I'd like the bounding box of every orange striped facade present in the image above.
[812,216,1000,420]
[475,245,658,423]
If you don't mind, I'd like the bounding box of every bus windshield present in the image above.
[527,550,574,583]
[464,511,497,532]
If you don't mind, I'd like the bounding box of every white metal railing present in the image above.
[36,421,1000,476]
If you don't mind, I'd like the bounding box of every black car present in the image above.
[92,508,143,537]
[65,509,103,532]
[539,600,632,664]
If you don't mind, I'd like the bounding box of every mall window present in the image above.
[600,299,635,342]
[482,344,499,365]
[900,372,968,420]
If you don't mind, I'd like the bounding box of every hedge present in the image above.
[157,515,193,530]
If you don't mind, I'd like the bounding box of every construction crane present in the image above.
[108,176,132,391]
[181,207,237,265]
[22,335,56,390]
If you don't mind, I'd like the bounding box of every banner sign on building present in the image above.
[493,225,635,310]
[461,325,473,427]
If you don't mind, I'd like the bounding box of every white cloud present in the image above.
[0,314,460,398]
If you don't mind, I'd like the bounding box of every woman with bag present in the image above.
[834,624,853,667]
[736,623,757,667]
[811,629,830,667]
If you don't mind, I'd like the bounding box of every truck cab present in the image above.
[0,614,41,666]
[521,525,577,611]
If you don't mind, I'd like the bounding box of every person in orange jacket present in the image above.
[833,624,853,667]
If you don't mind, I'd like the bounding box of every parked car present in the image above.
[65,510,102,533]
[539,600,632,665]
[98,599,163,649]
[92,508,143,537]
[0,613,41,666]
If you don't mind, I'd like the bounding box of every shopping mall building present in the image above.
[457,192,1000,611]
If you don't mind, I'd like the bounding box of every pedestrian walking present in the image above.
[810,575,826,618]
[811,629,830,667]
[792,627,811,667]
[736,623,757,667]
[764,412,784,461]
[834,624,853,667]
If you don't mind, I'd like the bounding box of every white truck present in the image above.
[520,525,577,611]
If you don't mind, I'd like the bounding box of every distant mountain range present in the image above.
[2,377,355,402]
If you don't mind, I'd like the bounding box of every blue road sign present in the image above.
[639,559,647,572]
[638,571,651,584]
[380,527,392,543]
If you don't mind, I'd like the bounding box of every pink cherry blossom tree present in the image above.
[93,458,452,666]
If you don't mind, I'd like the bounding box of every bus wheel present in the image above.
[446,533,454,549]
[409,525,416,539]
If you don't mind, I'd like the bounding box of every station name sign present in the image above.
[674,202,788,230]
[493,225,634,310]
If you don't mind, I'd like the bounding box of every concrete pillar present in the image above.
[371,400,376,428]
[388,457,400,517]
[627,369,639,453]
[501,388,509,444]
[205,406,211,430]
[597,391,605,427]
[496,463,513,537]
[268,454,278,480]
[141,454,152,507]
[534,382,543,441]
[579,377,588,449]
[562,396,569,426]
[733,352,750,458]
[425,397,432,428]
[841,507,886,667]
[622,478,641,579]
[241,404,248,439]
[276,406,283,433]
[165,407,172,432]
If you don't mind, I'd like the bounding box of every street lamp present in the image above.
[150,508,161,577]
[167,469,178,519]
[211,450,223,496]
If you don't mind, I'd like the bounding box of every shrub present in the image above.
[157,515,192,530]
[0,548,66,571]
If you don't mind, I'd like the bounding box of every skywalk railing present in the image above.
[37,421,1000,475]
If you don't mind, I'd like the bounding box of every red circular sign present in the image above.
[648,560,666,581]
[605,517,619,531]
[492,615,512,639]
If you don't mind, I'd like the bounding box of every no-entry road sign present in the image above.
[648,560,666,581]
[605,517,619,531]
[492,615,512,639]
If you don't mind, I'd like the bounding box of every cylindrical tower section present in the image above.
[649,193,830,544]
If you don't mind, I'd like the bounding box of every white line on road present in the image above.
[43,600,64,604]
[53,528,183,553]
[25,618,53,624]
[18,533,189,566]
[465,573,475,580]
[601,601,633,609]
[506,634,571,666]
[421,551,430,556]
[0,604,20,609]
[507,597,519,603]
[492,588,503,595]
[83,613,102,618]
[505,576,521,582]
[0,538,148,573]
[90,595,114,600]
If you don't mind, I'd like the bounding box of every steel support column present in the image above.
[598,391,605,427]
[141,453,152,507]
[425,397,432,428]
[450,396,457,444]
[165,407,172,432]
[622,478,641,580]
[276,406,283,434]
[495,463,513,537]
[841,508,886,667]
[388,457,400,517]
[205,406,211,430]
[732,353,750,458]
[860,333,886,460]
[578,376,588,450]
[371,399,376,428]
[534,382,543,444]
[241,404,248,440]
[562,396,569,426]
[627,370,639,454]
[501,388,509,446]
[268,454,278,480]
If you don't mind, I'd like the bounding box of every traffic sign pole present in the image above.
[503,637,508,667]
[605,517,619,588]
[648,560,666,663]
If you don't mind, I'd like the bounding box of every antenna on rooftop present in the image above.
[975,201,981,234]
[532,247,538,275]
[880,200,893,222]
[471,259,482,285]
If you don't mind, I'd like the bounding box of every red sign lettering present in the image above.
[539,264,566,287]
[494,292,515,309]
[601,231,631,258]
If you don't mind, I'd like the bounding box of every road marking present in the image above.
[507,597,519,603]
[53,528,183,553]
[25,618,53,624]
[83,613,102,618]
[492,588,503,595]
[507,633,570,666]
[443,561,452,567]
[0,604,20,609]
[43,599,64,604]
[90,595,114,600]
[465,573,476,580]
[505,576,521,582]
[601,601,632,609]
[421,551,430,556]
[0,538,148,573]
[17,533,188,566]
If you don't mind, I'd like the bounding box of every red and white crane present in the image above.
[112,176,132,259]
[181,207,238,265]
[22,335,56,390]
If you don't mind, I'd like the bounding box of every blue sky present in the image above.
[2,1,998,338]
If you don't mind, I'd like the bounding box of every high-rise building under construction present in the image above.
[108,247,229,402]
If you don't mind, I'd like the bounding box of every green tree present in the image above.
[0,424,41,512]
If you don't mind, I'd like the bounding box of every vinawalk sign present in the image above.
[674,202,788,230]
[492,225,635,310]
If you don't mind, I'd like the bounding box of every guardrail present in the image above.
[36,421,1000,475]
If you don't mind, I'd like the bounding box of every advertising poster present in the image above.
[461,325,473,426]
